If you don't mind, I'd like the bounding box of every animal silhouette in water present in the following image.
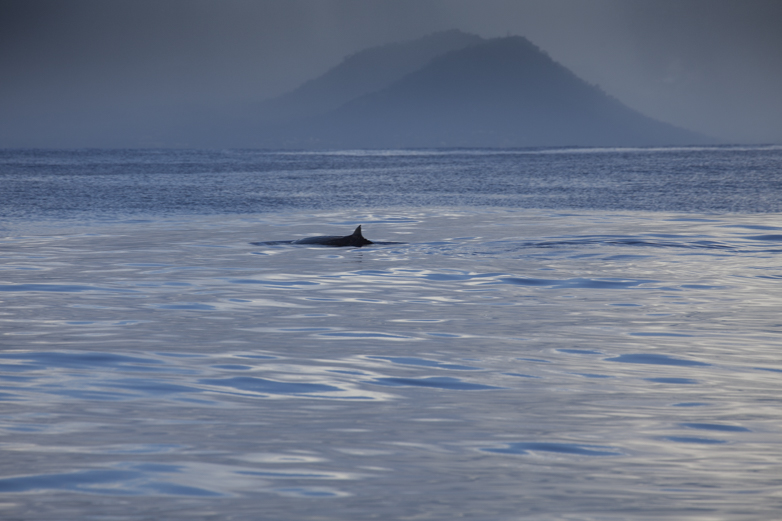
[251,225,400,247]
[292,225,373,247]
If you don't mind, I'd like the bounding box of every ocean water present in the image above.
[1,147,781,520]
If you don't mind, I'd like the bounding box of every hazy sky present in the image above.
[2,0,781,146]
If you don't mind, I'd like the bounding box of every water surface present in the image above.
[1,147,781,519]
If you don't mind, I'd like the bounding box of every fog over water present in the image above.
[1,0,781,147]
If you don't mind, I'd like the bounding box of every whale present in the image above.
[250,225,402,247]
[293,225,373,247]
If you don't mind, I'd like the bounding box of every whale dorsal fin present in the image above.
[350,225,373,246]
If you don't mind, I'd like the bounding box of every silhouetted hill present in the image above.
[269,36,710,148]
[255,29,484,124]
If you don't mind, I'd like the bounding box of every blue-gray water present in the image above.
[1,147,781,519]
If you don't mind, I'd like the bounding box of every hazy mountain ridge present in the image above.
[261,35,710,148]
[253,30,485,124]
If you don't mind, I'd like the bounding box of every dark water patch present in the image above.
[0,363,41,373]
[666,218,722,222]
[107,378,200,396]
[316,332,414,340]
[367,356,481,371]
[754,367,782,373]
[332,218,420,225]
[603,254,653,260]
[103,444,185,455]
[237,470,338,479]
[368,376,502,391]
[665,437,727,445]
[156,352,209,358]
[0,351,164,371]
[0,284,137,293]
[503,373,540,378]
[0,374,35,383]
[680,423,751,432]
[574,373,613,379]
[630,332,693,337]
[250,240,294,246]
[0,469,141,495]
[528,237,735,252]
[287,313,338,318]
[279,327,337,332]
[423,272,504,282]
[200,376,341,396]
[481,442,622,456]
[724,224,782,231]
[155,303,216,311]
[492,277,656,290]
[0,468,223,496]
[352,269,393,276]
[212,364,253,371]
[3,424,50,433]
[48,389,136,401]
[744,234,782,241]
[270,487,344,498]
[645,378,698,385]
[227,279,320,287]
[605,354,710,367]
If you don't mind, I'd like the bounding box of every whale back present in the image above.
[292,225,373,247]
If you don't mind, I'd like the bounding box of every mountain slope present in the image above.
[275,36,709,148]
[255,29,484,124]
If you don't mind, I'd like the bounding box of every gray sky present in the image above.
[2,0,781,146]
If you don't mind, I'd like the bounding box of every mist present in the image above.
[1,0,780,147]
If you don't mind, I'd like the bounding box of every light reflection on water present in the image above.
[1,209,781,518]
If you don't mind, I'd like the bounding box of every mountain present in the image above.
[254,29,484,125]
[259,35,710,149]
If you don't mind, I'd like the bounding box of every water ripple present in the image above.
[481,442,623,457]
[605,354,710,367]
[367,376,503,391]
[366,356,482,371]
[0,284,138,293]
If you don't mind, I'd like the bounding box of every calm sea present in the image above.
[1,147,781,520]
